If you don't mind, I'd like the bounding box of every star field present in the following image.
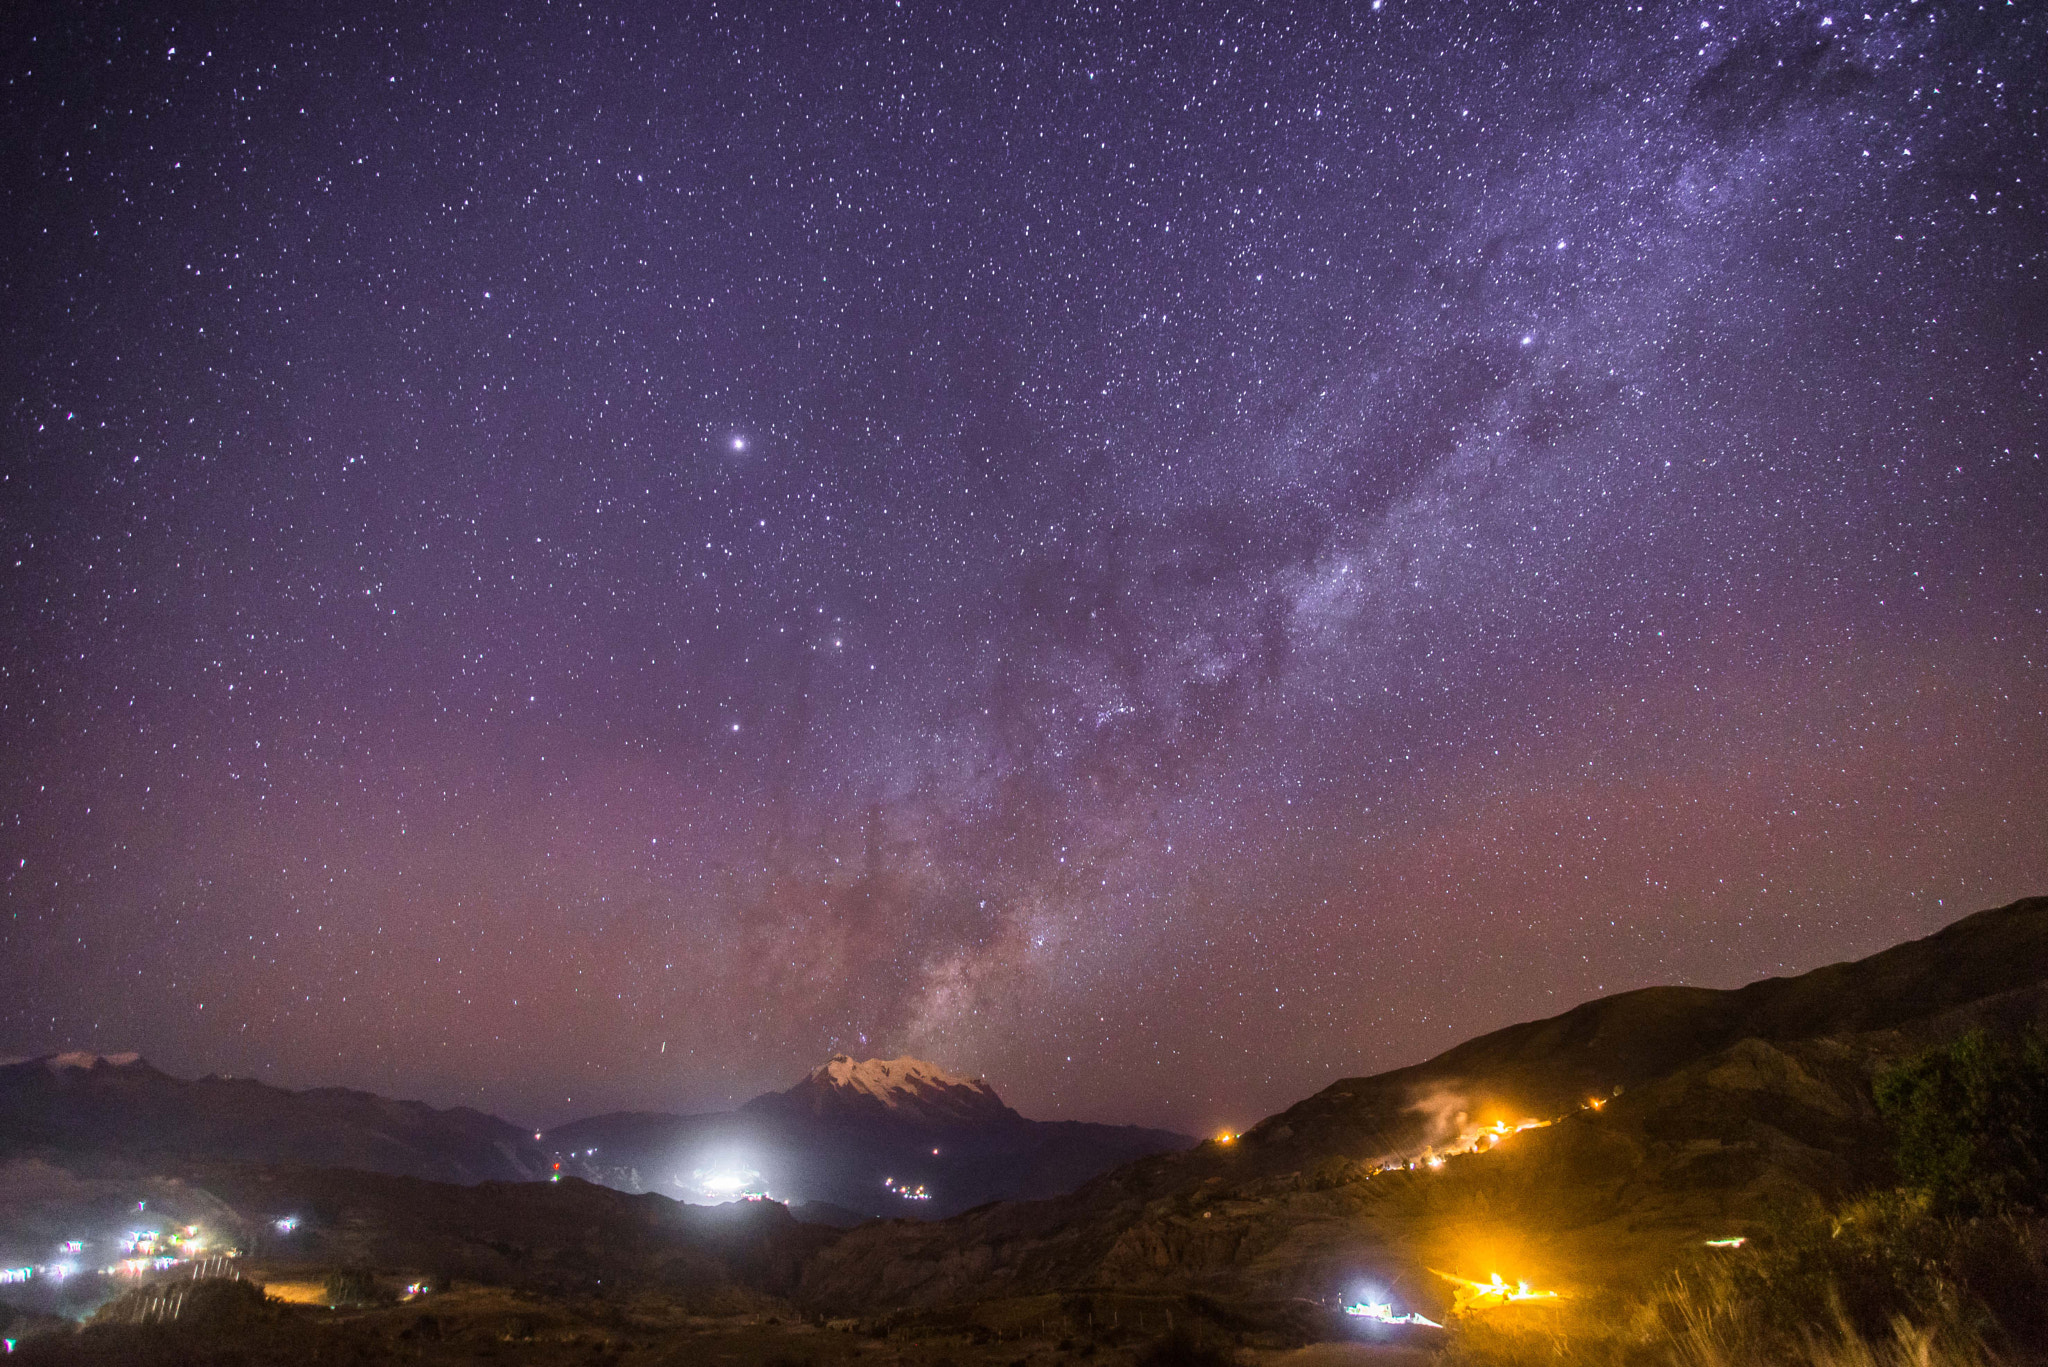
[2,0,2044,1132]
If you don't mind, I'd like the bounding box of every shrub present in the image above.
[1875,1029,2048,1217]
[1719,1192,1962,1343]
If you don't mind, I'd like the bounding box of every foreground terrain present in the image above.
[4,895,2045,1363]
[6,1276,1440,1366]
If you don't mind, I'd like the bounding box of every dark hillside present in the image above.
[1232,894,2048,1176]
[794,895,2048,1314]
[191,1165,839,1300]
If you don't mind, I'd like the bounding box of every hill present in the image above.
[793,895,2048,1319]
[195,1164,836,1301]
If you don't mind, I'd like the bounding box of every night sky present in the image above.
[3,0,2044,1134]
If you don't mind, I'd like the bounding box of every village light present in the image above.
[1403,1112,1553,1171]
[1343,1298,1442,1328]
[1435,1270,1562,1313]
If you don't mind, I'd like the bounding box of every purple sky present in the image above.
[3,0,2043,1133]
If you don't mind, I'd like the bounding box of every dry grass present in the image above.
[255,1278,330,1305]
[1436,1312,1994,1367]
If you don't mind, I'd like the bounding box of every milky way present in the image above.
[3,0,2043,1131]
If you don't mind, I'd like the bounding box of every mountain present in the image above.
[0,1054,546,1185]
[0,1047,1186,1223]
[746,1055,1013,1128]
[792,895,2048,1318]
[546,1054,1195,1220]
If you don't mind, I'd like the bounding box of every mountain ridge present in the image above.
[791,894,2048,1313]
[1227,892,2048,1174]
[548,1053,1194,1218]
[0,1053,547,1186]
[0,1045,1190,1221]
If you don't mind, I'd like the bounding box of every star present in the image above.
[1,0,2038,1136]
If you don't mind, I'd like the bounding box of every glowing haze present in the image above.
[2,0,2043,1133]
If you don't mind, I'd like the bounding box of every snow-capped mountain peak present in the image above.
[806,1054,989,1105]
[45,1051,143,1072]
[748,1053,1017,1129]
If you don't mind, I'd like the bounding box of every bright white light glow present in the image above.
[677,1159,772,1203]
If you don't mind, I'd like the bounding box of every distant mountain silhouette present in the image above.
[0,1048,1187,1222]
[0,1054,545,1185]
[547,1054,1194,1219]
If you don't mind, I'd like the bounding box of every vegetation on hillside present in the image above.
[1876,1028,2048,1218]
[1441,1028,2048,1366]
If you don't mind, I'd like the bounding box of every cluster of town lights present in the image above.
[1437,1270,1563,1313]
[1336,1095,1624,1328]
[0,1223,235,1290]
[1359,1094,1616,1182]
[1343,1298,1442,1327]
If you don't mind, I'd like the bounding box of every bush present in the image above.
[1719,1192,1962,1343]
[1875,1029,2048,1217]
